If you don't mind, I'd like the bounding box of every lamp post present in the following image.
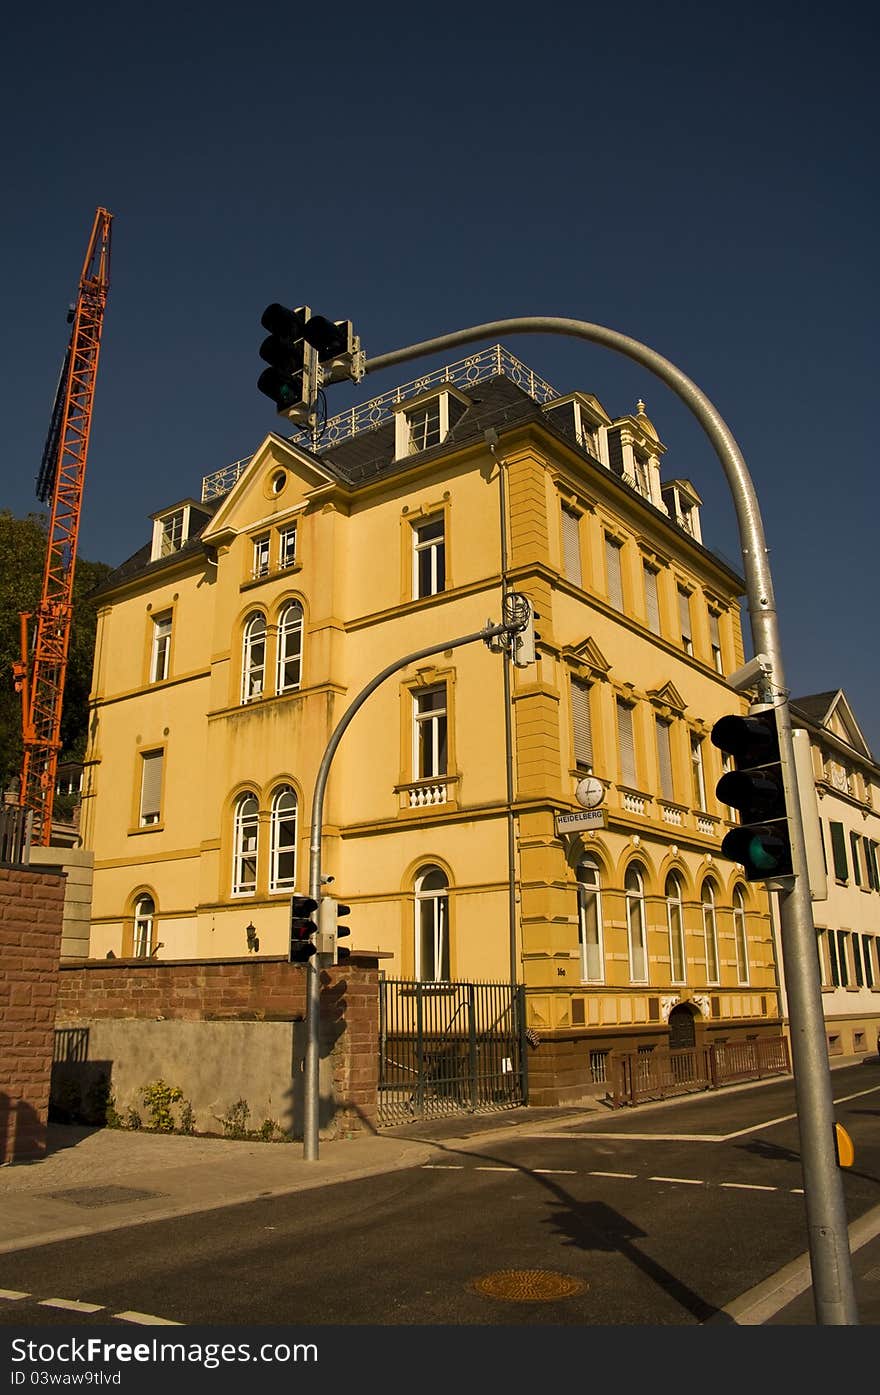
[357,316,857,1325]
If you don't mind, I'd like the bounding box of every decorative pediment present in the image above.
[563,636,611,679]
[201,434,339,545]
[647,681,687,717]
[824,692,873,760]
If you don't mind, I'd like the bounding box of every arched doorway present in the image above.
[668,1002,696,1051]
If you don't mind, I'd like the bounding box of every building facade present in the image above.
[80,345,782,1101]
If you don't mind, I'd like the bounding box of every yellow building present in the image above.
[81,345,782,1102]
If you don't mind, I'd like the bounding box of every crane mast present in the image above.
[14,207,113,845]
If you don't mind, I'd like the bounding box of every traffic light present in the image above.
[318,896,352,965]
[257,303,317,423]
[302,315,362,385]
[711,707,793,881]
[511,598,540,668]
[288,894,319,962]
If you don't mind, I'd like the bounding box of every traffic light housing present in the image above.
[711,708,793,881]
[318,896,351,965]
[302,315,362,385]
[289,894,319,962]
[257,303,317,424]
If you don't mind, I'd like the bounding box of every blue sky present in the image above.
[3,6,877,748]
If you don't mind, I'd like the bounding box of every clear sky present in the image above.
[2,6,876,748]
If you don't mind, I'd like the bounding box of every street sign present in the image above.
[556,809,606,834]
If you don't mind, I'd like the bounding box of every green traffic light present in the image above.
[748,835,782,872]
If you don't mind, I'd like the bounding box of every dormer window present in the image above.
[149,500,209,562]
[159,510,184,556]
[393,390,469,461]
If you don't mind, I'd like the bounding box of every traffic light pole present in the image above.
[303,618,521,1161]
[363,317,858,1323]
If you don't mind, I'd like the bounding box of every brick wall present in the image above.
[56,953,380,1137]
[0,864,66,1164]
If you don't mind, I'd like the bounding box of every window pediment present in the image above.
[648,682,687,717]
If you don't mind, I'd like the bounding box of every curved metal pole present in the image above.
[365,317,857,1323]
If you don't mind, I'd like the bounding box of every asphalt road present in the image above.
[1,1062,878,1328]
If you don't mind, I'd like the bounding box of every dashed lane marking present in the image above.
[720,1182,778,1192]
[423,1164,464,1169]
[115,1311,183,1326]
[40,1299,105,1313]
[476,1166,518,1172]
[533,1169,577,1175]
[0,1289,29,1300]
[589,1171,638,1179]
[422,1163,806,1195]
[649,1176,705,1186]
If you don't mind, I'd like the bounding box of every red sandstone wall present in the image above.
[0,865,65,1163]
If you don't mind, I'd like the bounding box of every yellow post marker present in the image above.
[833,1122,855,1168]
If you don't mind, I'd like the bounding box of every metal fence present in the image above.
[378,979,526,1127]
[0,805,32,865]
[610,1035,791,1107]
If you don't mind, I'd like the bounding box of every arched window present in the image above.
[702,879,719,984]
[241,613,267,703]
[269,786,297,892]
[232,792,259,895]
[733,885,749,984]
[415,865,449,982]
[133,895,155,958]
[576,860,604,983]
[276,602,304,694]
[665,872,686,984]
[625,863,648,984]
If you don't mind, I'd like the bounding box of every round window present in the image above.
[271,470,286,495]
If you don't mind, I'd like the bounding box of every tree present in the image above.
[0,510,111,793]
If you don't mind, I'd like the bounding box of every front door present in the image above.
[668,1003,696,1051]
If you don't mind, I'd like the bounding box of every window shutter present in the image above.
[606,537,623,611]
[617,700,636,787]
[140,751,163,822]
[870,841,880,891]
[656,718,673,801]
[561,507,582,586]
[607,428,624,477]
[644,566,660,634]
[571,678,593,769]
[829,821,848,880]
[678,588,692,643]
[850,830,862,886]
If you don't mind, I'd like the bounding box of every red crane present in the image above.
[13,207,113,845]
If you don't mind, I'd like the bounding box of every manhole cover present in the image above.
[44,1186,163,1209]
[472,1269,587,1302]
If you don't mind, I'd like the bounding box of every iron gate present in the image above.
[378,979,527,1126]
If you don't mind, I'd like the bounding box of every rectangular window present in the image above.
[678,587,693,655]
[850,831,862,887]
[561,507,582,587]
[656,717,674,802]
[279,524,297,569]
[414,686,448,779]
[828,928,840,986]
[159,510,185,556]
[870,842,880,890]
[149,614,172,683]
[577,871,604,984]
[616,700,636,788]
[413,516,446,598]
[691,736,706,810]
[643,564,660,635]
[816,929,830,988]
[407,402,442,453]
[863,936,875,989]
[252,534,270,579]
[830,821,849,881]
[605,536,623,611]
[836,930,849,987]
[139,750,163,827]
[571,678,593,771]
[709,612,723,674]
[852,934,864,987]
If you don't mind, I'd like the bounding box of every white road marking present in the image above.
[0,1289,29,1300]
[115,1311,183,1326]
[589,1170,638,1179]
[40,1299,104,1313]
[476,1166,518,1171]
[720,1182,777,1192]
[533,1169,577,1175]
[649,1176,705,1185]
[422,1164,464,1169]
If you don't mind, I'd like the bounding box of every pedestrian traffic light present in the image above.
[289,894,319,962]
[711,707,793,881]
[257,303,317,424]
[318,896,351,965]
[302,315,362,385]
[511,598,540,668]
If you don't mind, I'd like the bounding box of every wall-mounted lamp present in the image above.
[246,922,260,953]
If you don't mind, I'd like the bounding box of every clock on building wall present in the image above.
[575,776,604,809]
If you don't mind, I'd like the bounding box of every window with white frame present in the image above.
[643,563,661,635]
[242,612,267,702]
[413,516,445,598]
[571,677,593,772]
[577,859,604,983]
[733,884,749,984]
[269,786,297,892]
[605,536,623,611]
[279,524,297,570]
[666,872,686,984]
[633,450,651,499]
[232,792,259,895]
[709,611,723,674]
[702,880,720,984]
[159,509,185,556]
[414,685,447,780]
[678,587,693,654]
[656,717,674,802]
[407,401,442,453]
[133,894,155,958]
[691,735,706,810]
[616,699,637,788]
[561,506,582,587]
[139,750,163,827]
[625,863,649,984]
[252,534,270,579]
[276,602,303,693]
[415,865,449,981]
[150,613,172,683]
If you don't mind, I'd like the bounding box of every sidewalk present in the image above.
[0,1095,877,1325]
